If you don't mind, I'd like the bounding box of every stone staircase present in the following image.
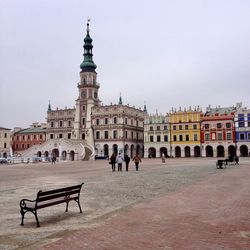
[20,139,95,161]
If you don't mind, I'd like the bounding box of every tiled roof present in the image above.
[16,127,47,134]
[0,127,11,130]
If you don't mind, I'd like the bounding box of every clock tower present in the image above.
[73,21,100,145]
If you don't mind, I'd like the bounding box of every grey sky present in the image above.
[1,0,250,129]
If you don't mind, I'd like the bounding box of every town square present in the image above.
[1,1,250,249]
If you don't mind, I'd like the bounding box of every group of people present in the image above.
[109,153,141,172]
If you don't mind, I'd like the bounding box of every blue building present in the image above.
[234,103,250,156]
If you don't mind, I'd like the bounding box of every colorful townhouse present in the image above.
[234,103,250,156]
[0,127,12,158]
[200,105,236,158]
[12,123,47,156]
[144,113,170,158]
[169,107,202,157]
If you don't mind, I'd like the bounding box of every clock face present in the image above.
[81,91,86,98]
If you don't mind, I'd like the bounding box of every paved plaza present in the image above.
[0,158,249,249]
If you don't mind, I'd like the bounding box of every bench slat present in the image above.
[38,184,83,197]
[37,189,80,203]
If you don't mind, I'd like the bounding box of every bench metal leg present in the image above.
[33,211,40,227]
[65,201,69,212]
[20,210,25,226]
[77,199,82,213]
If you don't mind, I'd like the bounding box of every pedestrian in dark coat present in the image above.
[124,155,130,171]
[110,153,116,172]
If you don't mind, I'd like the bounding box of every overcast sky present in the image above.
[1,0,250,129]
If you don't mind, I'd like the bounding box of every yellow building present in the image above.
[169,107,202,157]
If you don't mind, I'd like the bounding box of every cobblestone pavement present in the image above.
[0,158,249,249]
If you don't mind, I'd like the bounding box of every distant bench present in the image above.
[20,183,84,227]
[216,156,239,169]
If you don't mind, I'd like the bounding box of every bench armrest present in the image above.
[20,198,37,209]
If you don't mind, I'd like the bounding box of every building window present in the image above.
[82,133,85,140]
[164,135,168,142]
[68,121,71,127]
[248,133,250,140]
[179,135,183,141]
[240,133,245,140]
[114,117,117,124]
[105,118,108,125]
[22,144,25,149]
[173,125,176,130]
[185,125,189,130]
[217,133,222,141]
[59,121,63,127]
[150,126,153,131]
[248,122,250,127]
[164,125,168,130]
[22,135,25,140]
[50,122,54,128]
[226,123,231,128]
[50,134,54,139]
[194,134,198,141]
[205,124,209,129]
[179,125,182,130]
[239,122,245,128]
[150,136,154,142]
[59,134,63,138]
[125,131,128,139]
[4,143,7,148]
[113,130,117,139]
[27,144,30,148]
[82,118,85,125]
[186,135,189,141]
[193,124,197,129]
[217,123,222,129]
[28,135,30,140]
[33,135,36,140]
[82,105,86,111]
[205,133,210,141]
[16,144,19,149]
[226,133,231,140]
[96,131,100,139]
[131,119,134,126]
[104,131,109,139]
[4,133,7,138]
[238,114,244,121]
[40,135,43,140]
[125,118,128,124]
[173,135,177,141]
[157,135,161,142]
[157,126,160,131]
[96,119,99,125]
[68,133,71,139]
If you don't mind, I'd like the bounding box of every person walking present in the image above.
[110,153,116,172]
[161,153,165,163]
[116,153,124,172]
[132,154,141,171]
[124,155,130,171]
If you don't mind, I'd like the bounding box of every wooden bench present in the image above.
[216,159,227,169]
[20,183,84,227]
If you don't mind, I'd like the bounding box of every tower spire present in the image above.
[80,20,97,72]
[119,93,123,105]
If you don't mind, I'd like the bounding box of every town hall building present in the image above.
[22,22,145,161]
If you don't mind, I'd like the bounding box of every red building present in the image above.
[12,123,47,155]
[201,106,236,157]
